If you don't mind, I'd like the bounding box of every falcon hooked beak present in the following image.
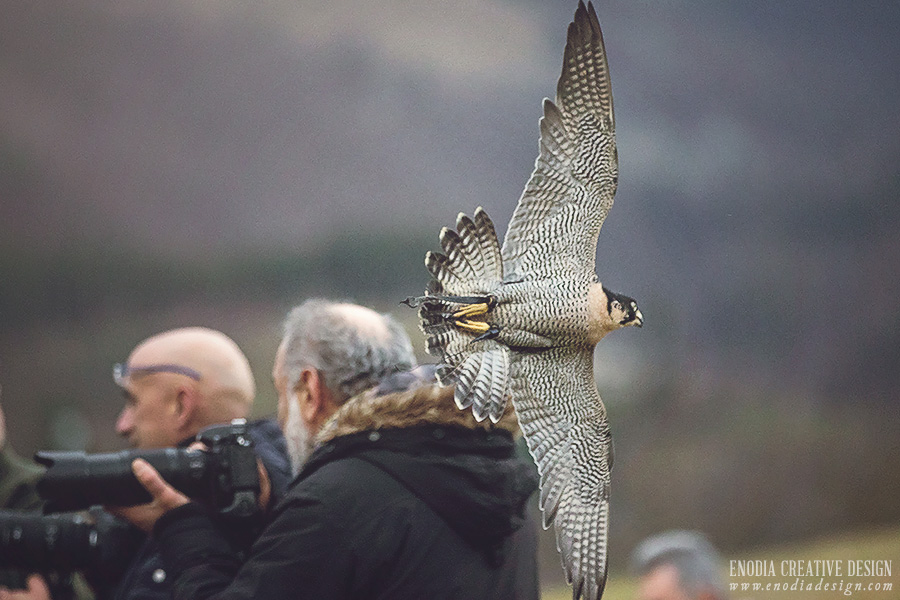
[630,307,644,328]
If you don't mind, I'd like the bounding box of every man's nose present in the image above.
[116,407,133,437]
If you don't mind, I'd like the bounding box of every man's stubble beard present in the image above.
[285,394,315,477]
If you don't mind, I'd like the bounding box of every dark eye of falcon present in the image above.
[612,301,622,311]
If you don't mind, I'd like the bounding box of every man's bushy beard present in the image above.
[285,394,314,477]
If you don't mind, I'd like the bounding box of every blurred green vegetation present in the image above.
[0,229,434,331]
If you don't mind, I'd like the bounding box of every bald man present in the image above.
[0,328,289,600]
[114,327,256,449]
[104,328,288,600]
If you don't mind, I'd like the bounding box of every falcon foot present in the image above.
[471,325,502,343]
[438,294,497,310]
[454,319,502,342]
[452,302,491,319]
[401,296,424,308]
[401,294,497,311]
[454,319,491,335]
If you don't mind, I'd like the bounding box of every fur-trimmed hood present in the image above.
[316,372,520,445]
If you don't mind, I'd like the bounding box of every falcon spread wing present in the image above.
[511,347,612,599]
[502,0,617,283]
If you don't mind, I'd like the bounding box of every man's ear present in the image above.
[174,385,198,430]
[297,368,336,426]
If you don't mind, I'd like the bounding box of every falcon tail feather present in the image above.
[415,207,510,422]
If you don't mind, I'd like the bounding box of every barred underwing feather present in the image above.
[453,352,481,410]
[450,345,510,418]
[536,102,576,179]
[425,251,463,287]
[454,210,503,290]
[487,349,510,423]
[557,1,614,132]
[473,207,503,281]
[470,350,493,421]
[439,227,476,279]
[539,460,570,527]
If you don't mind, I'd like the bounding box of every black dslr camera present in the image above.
[34,419,260,517]
[0,508,141,578]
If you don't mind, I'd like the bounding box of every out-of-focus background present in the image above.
[2,0,898,595]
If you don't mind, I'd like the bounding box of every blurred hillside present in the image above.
[1,0,899,585]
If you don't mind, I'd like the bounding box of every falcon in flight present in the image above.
[404,2,641,599]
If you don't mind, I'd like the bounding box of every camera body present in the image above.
[34,419,260,517]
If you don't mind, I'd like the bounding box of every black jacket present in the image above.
[109,419,291,600]
[154,422,540,600]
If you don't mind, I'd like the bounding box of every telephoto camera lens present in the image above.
[0,508,143,578]
[0,511,98,572]
[34,448,210,512]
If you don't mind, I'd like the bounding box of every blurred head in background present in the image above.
[631,530,729,600]
[272,299,415,473]
[114,327,255,448]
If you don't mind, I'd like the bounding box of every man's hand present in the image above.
[0,574,50,600]
[107,458,189,532]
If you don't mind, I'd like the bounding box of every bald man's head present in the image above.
[115,327,255,448]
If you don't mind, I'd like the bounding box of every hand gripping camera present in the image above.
[34,419,260,517]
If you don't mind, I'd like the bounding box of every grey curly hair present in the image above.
[280,299,416,404]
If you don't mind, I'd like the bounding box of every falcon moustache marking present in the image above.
[404,3,641,599]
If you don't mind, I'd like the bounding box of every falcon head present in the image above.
[603,286,643,329]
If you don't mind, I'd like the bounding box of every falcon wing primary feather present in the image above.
[502,0,618,283]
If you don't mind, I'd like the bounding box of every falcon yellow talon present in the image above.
[452,303,490,319]
[454,319,491,334]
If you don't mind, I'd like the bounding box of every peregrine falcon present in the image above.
[404,2,640,599]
